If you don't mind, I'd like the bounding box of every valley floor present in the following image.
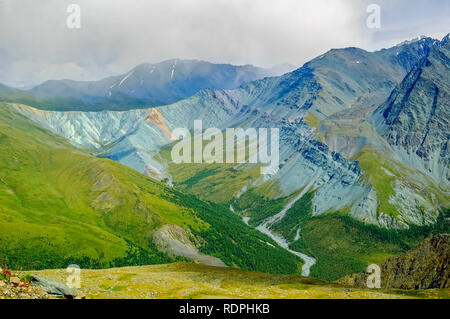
[23,262,449,299]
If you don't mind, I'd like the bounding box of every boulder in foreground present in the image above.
[31,276,77,298]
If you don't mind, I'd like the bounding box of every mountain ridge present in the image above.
[0,102,306,274]
[0,59,293,112]
[10,36,448,231]
[371,36,450,183]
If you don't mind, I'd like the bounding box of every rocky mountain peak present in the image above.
[371,38,449,181]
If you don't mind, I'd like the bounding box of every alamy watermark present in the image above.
[366,264,381,288]
[66,4,81,29]
[170,120,279,175]
[366,4,381,29]
[66,264,81,289]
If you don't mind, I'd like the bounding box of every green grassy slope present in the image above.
[235,188,411,281]
[0,103,304,273]
[158,141,262,203]
[289,211,450,281]
[233,185,291,226]
[237,184,449,281]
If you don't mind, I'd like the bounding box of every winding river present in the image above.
[230,175,318,276]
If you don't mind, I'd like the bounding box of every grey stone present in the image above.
[30,276,76,298]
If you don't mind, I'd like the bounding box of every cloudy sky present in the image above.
[0,0,449,87]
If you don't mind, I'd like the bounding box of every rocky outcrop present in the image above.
[0,280,53,299]
[153,224,227,267]
[30,276,77,298]
[0,269,79,299]
[372,36,450,183]
[339,234,450,289]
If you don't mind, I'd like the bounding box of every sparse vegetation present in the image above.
[24,262,450,299]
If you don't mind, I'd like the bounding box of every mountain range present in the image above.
[0,60,293,111]
[0,34,448,282]
[0,103,304,274]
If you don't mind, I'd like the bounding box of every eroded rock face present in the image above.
[339,234,450,289]
[153,224,227,267]
[372,38,450,183]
